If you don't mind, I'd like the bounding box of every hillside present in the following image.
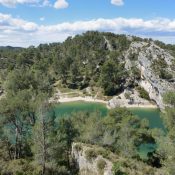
[0,31,174,108]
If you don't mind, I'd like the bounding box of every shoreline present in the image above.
[50,96,158,109]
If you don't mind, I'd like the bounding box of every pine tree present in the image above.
[32,101,55,175]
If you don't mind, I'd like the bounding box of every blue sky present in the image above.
[0,0,175,46]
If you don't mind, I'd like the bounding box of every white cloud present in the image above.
[1,13,175,47]
[0,13,38,31]
[0,0,39,7]
[39,18,175,33]
[0,0,53,7]
[0,0,68,9]
[111,0,124,6]
[54,0,68,9]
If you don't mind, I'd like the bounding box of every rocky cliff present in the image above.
[109,39,175,109]
[72,143,113,175]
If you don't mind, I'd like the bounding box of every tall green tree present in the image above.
[0,90,34,160]
[32,101,56,175]
[55,118,78,170]
[100,60,126,95]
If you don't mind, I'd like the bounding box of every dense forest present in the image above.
[0,31,175,174]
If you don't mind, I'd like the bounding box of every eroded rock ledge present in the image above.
[72,143,167,175]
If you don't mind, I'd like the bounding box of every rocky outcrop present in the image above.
[72,143,113,175]
[72,143,168,175]
[124,41,175,109]
[108,89,155,108]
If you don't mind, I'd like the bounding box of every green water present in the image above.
[129,108,164,129]
[54,101,108,117]
[54,103,163,130]
[129,108,164,159]
[54,102,164,159]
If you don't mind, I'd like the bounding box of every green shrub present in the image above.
[137,86,150,100]
[0,159,39,175]
[97,159,106,173]
[97,159,106,174]
[85,149,97,161]
[124,92,131,99]
[128,52,138,60]
[96,147,109,159]
[159,70,173,80]
[131,67,141,80]
[112,162,127,175]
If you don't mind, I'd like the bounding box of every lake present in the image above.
[54,102,163,129]
[54,101,164,159]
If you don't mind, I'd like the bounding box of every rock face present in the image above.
[135,42,175,108]
[111,41,175,109]
[72,143,113,175]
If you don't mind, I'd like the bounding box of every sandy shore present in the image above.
[58,96,107,104]
[51,96,158,109]
[124,104,157,109]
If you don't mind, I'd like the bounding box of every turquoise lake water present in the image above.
[54,101,164,159]
[54,101,108,117]
[129,108,164,129]
[54,102,163,129]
